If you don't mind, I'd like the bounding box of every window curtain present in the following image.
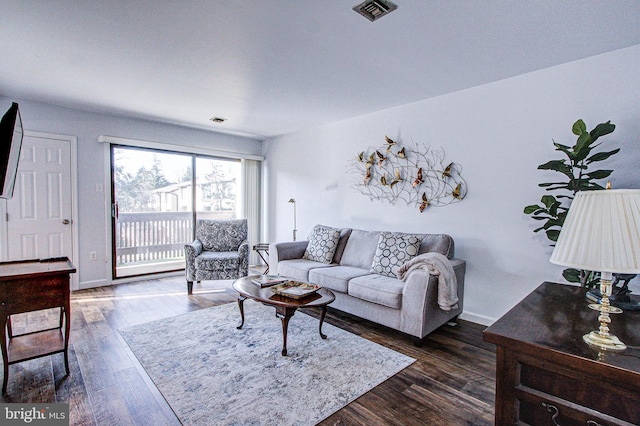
[242,159,262,266]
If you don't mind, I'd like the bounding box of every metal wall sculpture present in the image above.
[348,136,467,212]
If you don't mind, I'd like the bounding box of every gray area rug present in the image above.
[119,300,415,425]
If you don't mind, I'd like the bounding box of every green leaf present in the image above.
[538,160,572,175]
[586,148,620,164]
[572,119,587,136]
[542,182,571,187]
[541,195,556,208]
[532,215,550,221]
[552,141,573,158]
[524,205,541,214]
[546,229,560,241]
[590,121,615,142]
[585,169,613,180]
[544,183,572,191]
[544,218,563,228]
[573,133,593,162]
[562,268,582,283]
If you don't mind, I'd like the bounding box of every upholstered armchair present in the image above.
[184,219,249,294]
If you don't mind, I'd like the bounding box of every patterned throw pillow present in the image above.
[303,225,342,264]
[370,232,425,277]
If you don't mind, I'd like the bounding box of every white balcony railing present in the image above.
[115,211,233,277]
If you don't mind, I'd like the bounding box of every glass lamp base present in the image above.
[583,331,627,352]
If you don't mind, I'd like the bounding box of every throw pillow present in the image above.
[370,232,425,277]
[303,225,342,264]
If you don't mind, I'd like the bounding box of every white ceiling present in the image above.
[1,1,640,140]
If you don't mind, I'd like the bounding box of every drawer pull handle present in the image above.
[586,421,603,426]
[542,402,560,426]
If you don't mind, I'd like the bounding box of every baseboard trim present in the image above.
[77,279,110,290]
[459,311,495,326]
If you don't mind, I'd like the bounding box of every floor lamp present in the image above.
[550,189,640,351]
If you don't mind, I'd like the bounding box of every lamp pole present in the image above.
[288,198,297,241]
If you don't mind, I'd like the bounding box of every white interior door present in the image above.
[6,133,74,262]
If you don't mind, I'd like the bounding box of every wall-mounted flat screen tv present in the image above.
[0,102,23,199]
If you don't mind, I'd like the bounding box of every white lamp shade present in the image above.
[550,189,640,274]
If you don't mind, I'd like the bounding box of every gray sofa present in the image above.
[269,226,466,345]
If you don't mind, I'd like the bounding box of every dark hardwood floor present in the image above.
[1,270,496,425]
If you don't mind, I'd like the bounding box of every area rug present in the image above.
[119,300,414,425]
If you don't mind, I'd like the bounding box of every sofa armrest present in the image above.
[238,240,249,276]
[449,258,466,310]
[400,257,466,338]
[185,239,203,257]
[184,239,204,281]
[269,240,309,274]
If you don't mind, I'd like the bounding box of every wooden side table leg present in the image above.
[63,305,71,375]
[318,306,328,339]
[1,315,9,393]
[236,296,246,329]
[6,315,12,339]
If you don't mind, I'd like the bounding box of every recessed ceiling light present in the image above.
[353,0,397,22]
[209,117,226,123]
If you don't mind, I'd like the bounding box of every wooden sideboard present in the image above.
[0,257,76,393]
[483,282,640,425]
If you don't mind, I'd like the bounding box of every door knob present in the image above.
[62,219,70,225]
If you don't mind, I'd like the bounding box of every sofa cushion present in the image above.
[340,229,381,269]
[309,265,371,293]
[348,274,404,309]
[332,228,353,264]
[370,232,424,277]
[303,225,341,264]
[278,259,334,281]
[195,251,240,270]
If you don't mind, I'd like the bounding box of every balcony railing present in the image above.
[115,211,236,277]
[115,212,193,266]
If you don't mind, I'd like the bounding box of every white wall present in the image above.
[263,44,640,325]
[0,97,262,288]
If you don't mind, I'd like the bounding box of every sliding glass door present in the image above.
[111,145,242,279]
[194,156,240,221]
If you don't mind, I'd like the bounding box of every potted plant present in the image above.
[524,119,618,287]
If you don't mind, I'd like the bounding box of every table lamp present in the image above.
[550,189,640,351]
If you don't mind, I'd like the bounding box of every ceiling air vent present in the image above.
[353,0,397,22]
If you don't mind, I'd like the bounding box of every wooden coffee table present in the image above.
[232,275,336,356]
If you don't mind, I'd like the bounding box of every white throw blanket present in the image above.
[396,253,458,311]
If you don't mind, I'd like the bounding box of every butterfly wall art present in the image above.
[348,135,467,212]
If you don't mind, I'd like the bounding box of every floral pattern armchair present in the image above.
[184,219,249,294]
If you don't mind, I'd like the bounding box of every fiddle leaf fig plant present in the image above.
[524,119,619,287]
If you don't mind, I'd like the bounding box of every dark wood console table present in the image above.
[483,282,640,425]
[0,257,76,393]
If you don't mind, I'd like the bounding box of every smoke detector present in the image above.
[353,0,397,22]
